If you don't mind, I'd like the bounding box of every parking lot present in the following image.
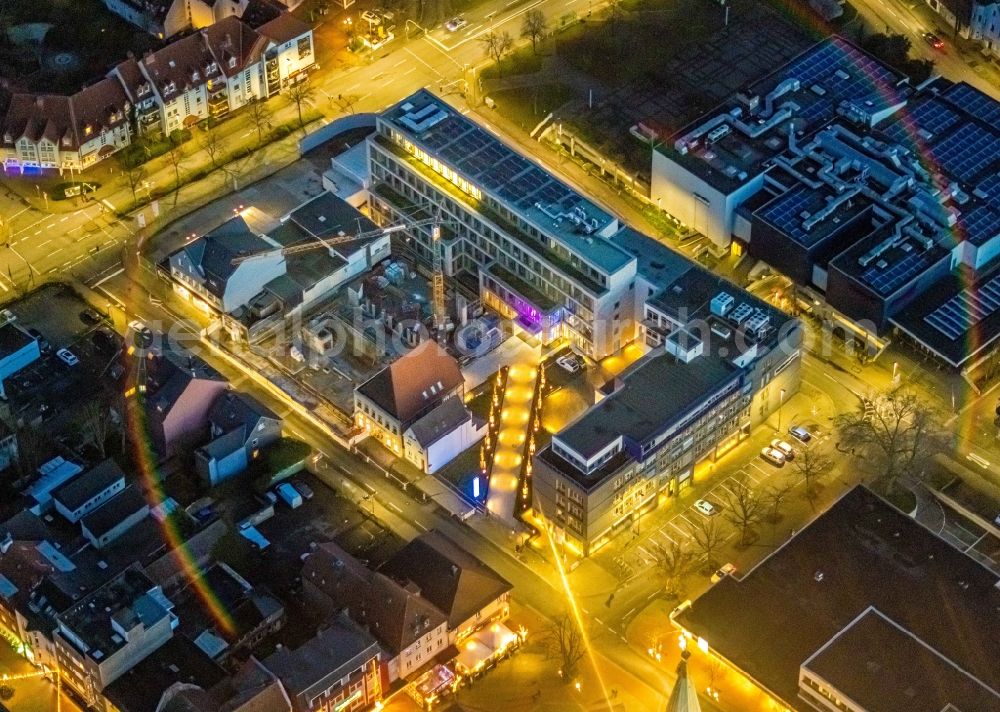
[3,283,124,441]
[599,425,829,580]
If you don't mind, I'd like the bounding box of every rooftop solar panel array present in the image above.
[880,97,962,144]
[941,83,1000,132]
[759,39,903,121]
[389,95,611,231]
[930,122,1000,184]
[924,274,1000,340]
[757,185,827,243]
[860,250,935,296]
[976,173,1000,208]
[963,204,1000,246]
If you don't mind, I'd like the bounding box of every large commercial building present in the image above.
[673,486,1000,712]
[534,256,800,555]
[369,89,641,360]
[653,37,1000,368]
[366,91,801,555]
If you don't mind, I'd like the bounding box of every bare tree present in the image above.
[543,613,586,682]
[246,98,274,146]
[164,144,185,207]
[79,401,113,459]
[836,387,943,494]
[286,79,316,134]
[521,9,547,54]
[763,479,794,524]
[792,446,832,504]
[199,127,227,170]
[689,515,725,570]
[480,31,514,77]
[720,476,764,547]
[653,539,691,599]
[119,159,147,207]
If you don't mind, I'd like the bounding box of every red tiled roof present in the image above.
[201,16,268,77]
[256,13,311,45]
[356,341,464,423]
[2,94,73,148]
[141,32,222,100]
[112,58,154,103]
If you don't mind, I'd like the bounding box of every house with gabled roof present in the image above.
[302,541,449,683]
[0,77,131,173]
[354,341,466,459]
[196,391,281,486]
[380,530,512,644]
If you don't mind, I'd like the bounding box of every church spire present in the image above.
[664,650,702,712]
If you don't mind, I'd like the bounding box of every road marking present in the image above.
[393,58,407,67]
[415,519,428,531]
[33,229,41,236]
[668,520,691,539]
[403,47,444,78]
[0,280,8,293]
[388,502,403,514]
[38,239,51,248]
[966,452,990,469]
[401,67,416,76]
[59,216,69,222]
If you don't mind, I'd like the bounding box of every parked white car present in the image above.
[445,16,468,31]
[760,446,786,467]
[770,438,795,460]
[56,348,79,366]
[694,499,717,517]
[556,355,581,373]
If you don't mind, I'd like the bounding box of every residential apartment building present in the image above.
[0,78,132,173]
[264,613,382,712]
[302,542,449,683]
[368,89,640,360]
[0,14,315,172]
[54,565,176,710]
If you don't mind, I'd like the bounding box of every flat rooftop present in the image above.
[890,261,1000,367]
[57,564,168,660]
[675,486,1000,707]
[754,183,873,249]
[555,350,739,462]
[803,607,1000,712]
[829,222,951,298]
[380,90,633,275]
[659,37,911,194]
[0,321,35,360]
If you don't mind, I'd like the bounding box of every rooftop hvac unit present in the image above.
[707,124,731,144]
[730,303,753,325]
[745,310,770,336]
[710,292,735,317]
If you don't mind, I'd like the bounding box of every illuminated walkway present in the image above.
[486,358,539,526]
